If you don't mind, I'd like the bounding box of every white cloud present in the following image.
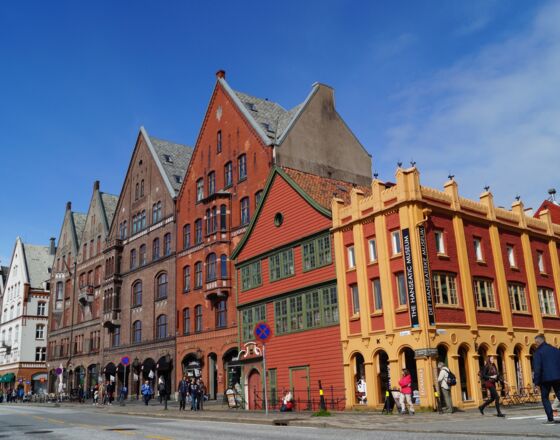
[384,1,560,210]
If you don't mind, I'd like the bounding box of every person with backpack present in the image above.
[178,376,189,411]
[189,379,199,411]
[532,334,560,424]
[437,362,455,413]
[141,380,152,406]
[478,356,505,417]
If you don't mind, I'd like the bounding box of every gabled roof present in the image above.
[535,200,560,225]
[100,192,119,228]
[72,212,87,246]
[140,127,193,196]
[219,77,316,147]
[231,166,370,260]
[21,242,53,289]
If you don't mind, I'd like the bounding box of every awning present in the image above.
[0,373,15,383]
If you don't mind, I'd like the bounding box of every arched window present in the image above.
[183,224,191,249]
[183,266,191,292]
[140,179,144,197]
[196,178,204,202]
[132,320,142,343]
[216,299,227,328]
[164,233,172,256]
[135,182,139,200]
[208,171,216,196]
[217,130,222,153]
[205,209,211,235]
[194,262,203,288]
[132,281,142,307]
[238,154,247,181]
[206,253,217,282]
[156,273,168,300]
[195,219,202,244]
[130,249,137,269]
[240,197,250,225]
[139,244,147,266]
[224,162,233,187]
[220,254,228,279]
[212,206,217,233]
[195,305,203,333]
[182,308,190,335]
[156,315,168,339]
[152,238,160,261]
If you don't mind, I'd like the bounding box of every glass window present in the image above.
[350,284,360,314]
[205,209,211,235]
[195,305,203,332]
[164,233,171,256]
[238,154,247,181]
[255,190,263,208]
[132,320,142,343]
[224,162,233,187]
[140,210,146,230]
[130,249,137,269]
[508,283,528,312]
[112,326,121,347]
[302,234,332,271]
[216,300,227,328]
[152,238,160,260]
[474,238,483,261]
[183,224,191,249]
[537,251,546,273]
[347,246,356,269]
[241,261,262,291]
[195,262,203,288]
[195,219,202,244]
[206,253,217,281]
[396,272,407,306]
[435,230,445,254]
[432,272,458,305]
[372,278,382,311]
[139,244,146,266]
[507,245,516,267]
[391,230,402,255]
[220,254,228,278]
[473,278,496,309]
[217,130,222,153]
[132,281,142,307]
[269,248,294,282]
[156,273,168,300]
[37,301,46,316]
[208,171,216,196]
[368,239,377,262]
[183,308,190,335]
[240,197,250,225]
[183,266,191,292]
[152,201,162,224]
[538,287,557,316]
[35,324,45,339]
[35,347,46,362]
[220,205,227,231]
[156,315,168,339]
[196,178,204,202]
[242,304,266,341]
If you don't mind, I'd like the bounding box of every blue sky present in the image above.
[0,0,557,264]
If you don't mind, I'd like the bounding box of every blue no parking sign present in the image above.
[254,322,272,342]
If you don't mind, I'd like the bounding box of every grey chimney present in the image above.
[49,237,56,255]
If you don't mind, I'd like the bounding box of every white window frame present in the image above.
[351,284,360,314]
[347,246,356,269]
[368,239,377,262]
[508,283,528,312]
[537,251,546,273]
[506,245,516,268]
[372,278,382,311]
[473,278,496,310]
[538,287,557,316]
[396,272,407,306]
[432,272,458,306]
[435,230,445,255]
[474,238,483,262]
[391,230,401,255]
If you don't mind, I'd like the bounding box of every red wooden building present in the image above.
[231,167,367,410]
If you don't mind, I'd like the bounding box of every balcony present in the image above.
[102,310,121,329]
[52,300,64,315]
[0,339,11,350]
[78,285,95,306]
[204,278,231,301]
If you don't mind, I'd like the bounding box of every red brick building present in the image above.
[175,71,371,399]
[231,167,366,410]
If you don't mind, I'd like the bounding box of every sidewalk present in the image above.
[37,398,545,431]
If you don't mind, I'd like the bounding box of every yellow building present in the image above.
[331,166,560,410]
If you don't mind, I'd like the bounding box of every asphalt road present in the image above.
[1,404,559,440]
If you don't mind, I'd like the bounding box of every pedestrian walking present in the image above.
[189,379,199,411]
[178,376,189,411]
[478,356,505,417]
[437,362,454,413]
[198,379,206,410]
[141,380,152,406]
[532,334,560,424]
[398,368,415,415]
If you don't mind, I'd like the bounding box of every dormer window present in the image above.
[163,154,173,163]
[174,175,182,184]
[246,102,256,111]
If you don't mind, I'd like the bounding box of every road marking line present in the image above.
[145,435,174,440]
[47,418,65,424]
[32,415,45,421]
[507,415,547,420]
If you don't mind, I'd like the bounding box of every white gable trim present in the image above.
[140,126,176,197]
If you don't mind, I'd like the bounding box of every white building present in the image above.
[0,237,54,394]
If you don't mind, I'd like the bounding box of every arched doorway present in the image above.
[182,353,202,380]
[31,373,47,395]
[142,358,156,388]
[223,348,240,389]
[352,352,366,404]
[529,345,537,386]
[48,369,57,394]
[401,347,418,393]
[87,364,98,396]
[496,345,507,388]
[513,345,523,391]
[457,344,471,401]
[247,369,261,410]
[437,344,448,365]
[104,362,116,382]
[207,353,218,400]
[74,366,85,392]
[156,355,173,397]
[375,350,389,405]
[477,345,488,395]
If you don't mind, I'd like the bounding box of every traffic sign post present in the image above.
[121,356,130,406]
[254,322,272,416]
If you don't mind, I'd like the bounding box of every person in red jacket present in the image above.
[398,368,415,415]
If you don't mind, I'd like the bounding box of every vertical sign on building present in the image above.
[418,225,436,326]
[402,228,419,328]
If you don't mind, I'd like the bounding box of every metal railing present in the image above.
[250,386,346,412]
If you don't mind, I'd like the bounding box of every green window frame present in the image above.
[274,284,338,335]
[241,261,262,291]
[241,304,266,341]
[269,248,294,282]
[302,234,332,272]
[269,368,278,405]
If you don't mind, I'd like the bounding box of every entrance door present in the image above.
[247,369,261,410]
[290,366,310,410]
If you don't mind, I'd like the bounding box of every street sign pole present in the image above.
[263,342,268,416]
